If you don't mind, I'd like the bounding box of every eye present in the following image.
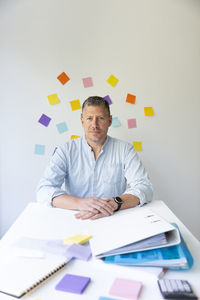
[98,117,105,121]
[86,117,92,121]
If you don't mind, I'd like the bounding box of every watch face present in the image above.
[115,197,122,204]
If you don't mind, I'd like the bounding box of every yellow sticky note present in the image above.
[144,107,154,116]
[106,74,119,87]
[64,234,92,245]
[47,93,60,105]
[133,141,142,151]
[71,135,81,140]
[70,99,81,111]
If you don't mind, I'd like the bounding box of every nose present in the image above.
[91,117,98,128]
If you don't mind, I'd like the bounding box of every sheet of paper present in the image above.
[104,95,112,104]
[126,93,136,104]
[64,234,92,245]
[56,122,68,134]
[70,99,81,111]
[133,141,142,151]
[38,113,51,127]
[112,117,121,127]
[47,93,60,105]
[128,118,137,129]
[34,144,45,155]
[106,75,119,87]
[144,107,154,116]
[82,77,93,88]
[109,278,142,300]
[57,72,70,85]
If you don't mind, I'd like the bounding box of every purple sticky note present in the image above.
[55,273,90,294]
[104,95,112,105]
[109,278,142,300]
[66,243,92,261]
[127,118,137,129]
[82,77,93,88]
[38,114,51,127]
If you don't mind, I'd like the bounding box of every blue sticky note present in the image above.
[56,122,68,134]
[111,117,121,127]
[34,144,45,155]
[55,273,90,294]
[99,297,118,300]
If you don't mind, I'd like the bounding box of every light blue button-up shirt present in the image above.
[36,135,153,206]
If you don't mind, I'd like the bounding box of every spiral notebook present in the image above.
[0,253,67,298]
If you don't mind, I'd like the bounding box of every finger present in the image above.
[90,213,105,220]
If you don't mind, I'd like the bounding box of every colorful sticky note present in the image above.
[66,243,92,261]
[104,95,112,105]
[133,141,142,151]
[56,122,68,134]
[106,75,119,87]
[57,72,70,85]
[55,273,91,294]
[144,107,154,116]
[109,278,142,300]
[70,99,81,111]
[34,144,45,155]
[82,77,93,88]
[71,135,81,140]
[126,93,136,104]
[64,234,92,245]
[127,118,137,129]
[38,114,51,127]
[47,93,60,105]
[112,117,121,127]
[99,297,118,300]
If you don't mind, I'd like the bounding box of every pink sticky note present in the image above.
[109,278,142,300]
[82,77,93,88]
[127,118,137,129]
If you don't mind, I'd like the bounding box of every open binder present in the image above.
[0,253,67,298]
[89,206,181,258]
[103,224,193,270]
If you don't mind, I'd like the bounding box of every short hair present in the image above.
[82,96,110,116]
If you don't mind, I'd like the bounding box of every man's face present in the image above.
[81,105,112,145]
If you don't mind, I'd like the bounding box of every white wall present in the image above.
[0,0,200,239]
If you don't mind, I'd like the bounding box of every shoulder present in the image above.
[108,136,134,151]
[55,137,82,157]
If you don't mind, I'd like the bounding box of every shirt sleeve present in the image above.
[123,143,153,206]
[36,145,68,206]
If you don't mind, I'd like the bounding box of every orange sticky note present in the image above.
[106,75,119,87]
[70,99,81,111]
[71,135,80,140]
[57,72,70,85]
[47,93,60,105]
[126,93,136,104]
[144,107,154,116]
[133,141,142,151]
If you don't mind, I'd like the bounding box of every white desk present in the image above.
[1,200,200,300]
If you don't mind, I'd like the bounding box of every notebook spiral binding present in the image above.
[24,261,67,296]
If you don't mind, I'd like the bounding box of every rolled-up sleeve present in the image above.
[123,144,153,206]
[36,146,68,206]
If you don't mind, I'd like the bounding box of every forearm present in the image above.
[52,194,82,210]
[119,193,140,210]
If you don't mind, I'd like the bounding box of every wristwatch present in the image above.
[113,196,123,212]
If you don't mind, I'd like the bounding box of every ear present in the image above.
[80,113,84,125]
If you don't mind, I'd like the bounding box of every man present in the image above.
[37,96,153,220]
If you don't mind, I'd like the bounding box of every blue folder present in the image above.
[103,223,193,270]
